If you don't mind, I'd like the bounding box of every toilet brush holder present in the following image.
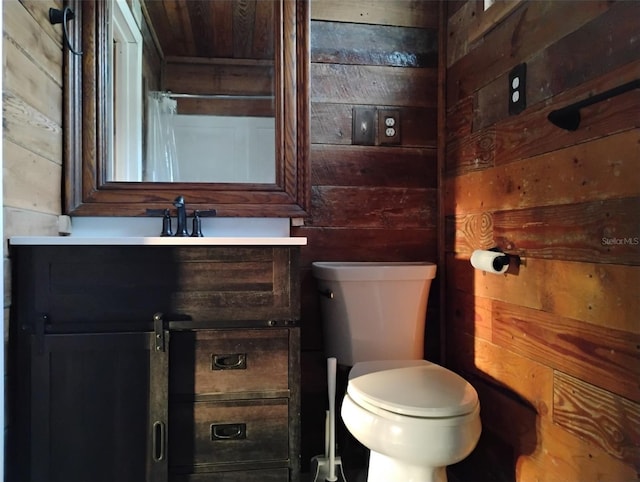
[310,358,347,482]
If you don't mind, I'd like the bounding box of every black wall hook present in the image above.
[49,6,83,56]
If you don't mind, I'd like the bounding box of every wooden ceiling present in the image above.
[143,0,276,61]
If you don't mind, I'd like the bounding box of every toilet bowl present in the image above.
[311,262,481,482]
[342,360,481,482]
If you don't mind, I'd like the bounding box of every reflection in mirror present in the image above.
[110,0,143,181]
[108,0,276,184]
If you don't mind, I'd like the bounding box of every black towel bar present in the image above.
[547,79,640,131]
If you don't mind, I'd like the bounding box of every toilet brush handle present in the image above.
[323,410,331,459]
[328,357,336,410]
[327,357,337,482]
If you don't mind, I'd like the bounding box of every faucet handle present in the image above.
[160,209,173,237]
[196,209,217,217]
[191,210,204,237]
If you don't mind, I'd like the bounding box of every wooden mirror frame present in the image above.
[64,0,309,217]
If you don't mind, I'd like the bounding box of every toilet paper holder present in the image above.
[471,247,521,274]
[490,247,516,270]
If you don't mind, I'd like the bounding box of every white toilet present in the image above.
[311,261,481,482]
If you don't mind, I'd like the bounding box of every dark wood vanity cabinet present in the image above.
[8,244,301,482]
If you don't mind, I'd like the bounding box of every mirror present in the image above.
[64,0,309,217]
[109,0,276,184]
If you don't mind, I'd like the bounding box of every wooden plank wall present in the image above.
[291,0,440,469]
[3,1,63,329]
[3,0,62,237]
[444,1,640,480]
[3,0,63,453]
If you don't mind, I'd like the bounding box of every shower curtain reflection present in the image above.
[144,91,179,182]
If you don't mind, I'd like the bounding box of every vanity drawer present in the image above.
[17,245,300,325]
[169,399,289,467]
[170,329,289,395]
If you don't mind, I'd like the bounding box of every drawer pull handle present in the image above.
[212,353,247,370]
[211,423,246,440]
[152,421,165,461]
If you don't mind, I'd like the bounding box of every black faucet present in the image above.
[173,195,190,237]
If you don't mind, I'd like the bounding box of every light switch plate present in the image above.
[352,107,376,145]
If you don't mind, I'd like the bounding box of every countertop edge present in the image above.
[9,236,308,246]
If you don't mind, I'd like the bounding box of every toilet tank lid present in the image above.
[311,261,437,281]
[347,363,478,418]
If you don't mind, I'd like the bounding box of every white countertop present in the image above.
[9,236,307,246]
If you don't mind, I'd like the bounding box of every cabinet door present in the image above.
[29,331,169,482]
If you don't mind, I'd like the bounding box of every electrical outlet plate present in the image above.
[378,108,400,145]
[509,63,527,115]
[352,107,376,145]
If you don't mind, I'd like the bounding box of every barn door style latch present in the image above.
[153,313,166,352]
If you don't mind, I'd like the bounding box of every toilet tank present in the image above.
[311,262,437,366]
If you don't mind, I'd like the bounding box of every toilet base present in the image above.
[367,451,447,482]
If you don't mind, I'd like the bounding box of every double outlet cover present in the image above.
[352,107,401,145]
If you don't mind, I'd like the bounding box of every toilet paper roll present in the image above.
[470,249,509,274]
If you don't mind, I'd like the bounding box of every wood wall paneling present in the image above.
[3,39,61,125]
[3,93,62,167]
[445,95,473,143]
[444,127,496,175]
[4,0,62,86]
[492,197,640,265]
[445,1,640,480]
[446,0,616,106]
[446,198,640,265]
[446,60,640,177]
[553,371,640,469]
[311,145,437,188]
[311,0,439,29]
[447,292,640,481]
[473,3,640,131]
[492,80,640,168]
[175,97,274,117]
[311,64,437,108]
[446,289,493,342]
[492,300,640,402]
[3,0,63,250]
[446,254,640,334]
[3,208,59,257]
[516,417,639,482]
[310,103,355,145]
[3,141,61,215]
[445,212,495,254]
[163,60,274,96]
[298,227,438,268]
[311,21,438,68]
[309,186,436,229]
[447,0,524,67]
[444,129,640,216]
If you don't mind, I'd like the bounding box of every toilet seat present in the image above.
[347,361,478,418]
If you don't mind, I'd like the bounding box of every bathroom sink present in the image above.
[9,236,307,246]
